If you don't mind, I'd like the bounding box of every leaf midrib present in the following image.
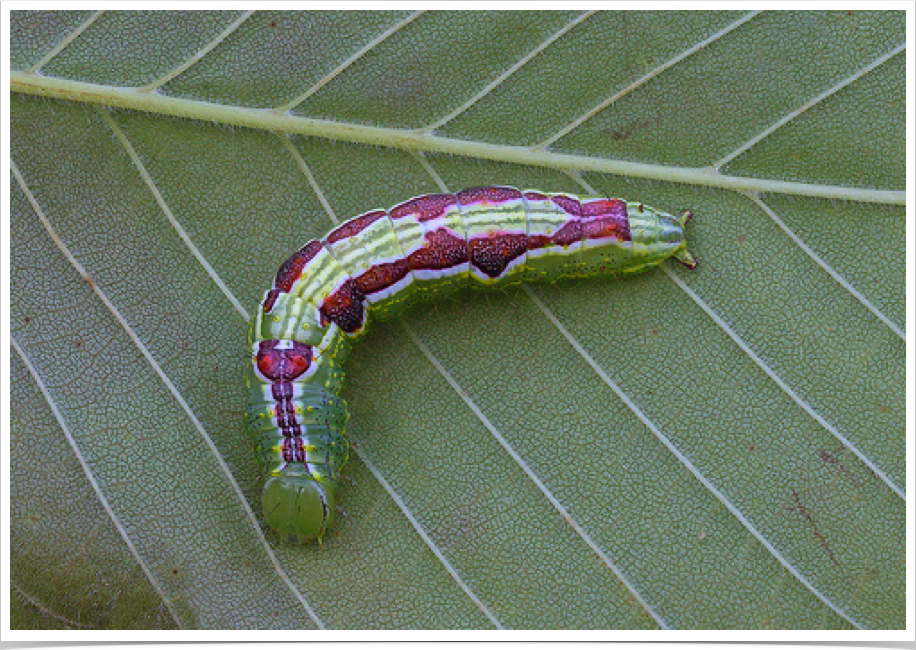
[9,70,905,206]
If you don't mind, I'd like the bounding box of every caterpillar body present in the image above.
[247,186,697,541]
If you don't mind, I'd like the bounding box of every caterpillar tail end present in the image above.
[673,248,698,269]
[674,209,698,269]
[262,476,336,542]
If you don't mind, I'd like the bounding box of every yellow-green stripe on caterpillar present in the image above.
[247,186,697,541]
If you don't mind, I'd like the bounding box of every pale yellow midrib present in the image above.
[10,70,905,207]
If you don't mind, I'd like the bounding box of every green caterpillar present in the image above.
[247,186,697,541]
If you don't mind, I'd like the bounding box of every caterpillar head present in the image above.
[262,476,336,542]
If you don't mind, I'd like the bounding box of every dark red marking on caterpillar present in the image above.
[389,193,458,222]
[327,210,387,244]
[319,278,366,334]
[406,228,470,271]
[256,340,313,382]
[468,232,529,278]
[456,185,524,205]
[353,259,411,296]
[274,240,324,292]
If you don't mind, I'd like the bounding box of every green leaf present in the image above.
[8,10,905,630]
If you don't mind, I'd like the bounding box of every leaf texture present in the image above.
[8,10,905,630]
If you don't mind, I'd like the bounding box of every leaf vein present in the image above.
[400,320,668,629]
[572,172,903,499]
[26,10,104,72]
[9,71,904,205]
[354,443,505,629]
[140,10,255,91]
[98,107,250,320]
[10,337,184,630]
[535,11,761,149]
[405,161,667,627]
[663,265,904,499]
[10,580,99,629]
[420,10,596,132]
[714,43,907,169]
[747,192,905,342]
[521,284,865,629]
[11,160,324,630]
[275,11,426,113]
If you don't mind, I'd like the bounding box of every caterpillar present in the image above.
[246,186,697,541]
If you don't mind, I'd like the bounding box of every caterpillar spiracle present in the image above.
[246,186,697,541]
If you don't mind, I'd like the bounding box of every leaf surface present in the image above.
[8,10,905,630]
